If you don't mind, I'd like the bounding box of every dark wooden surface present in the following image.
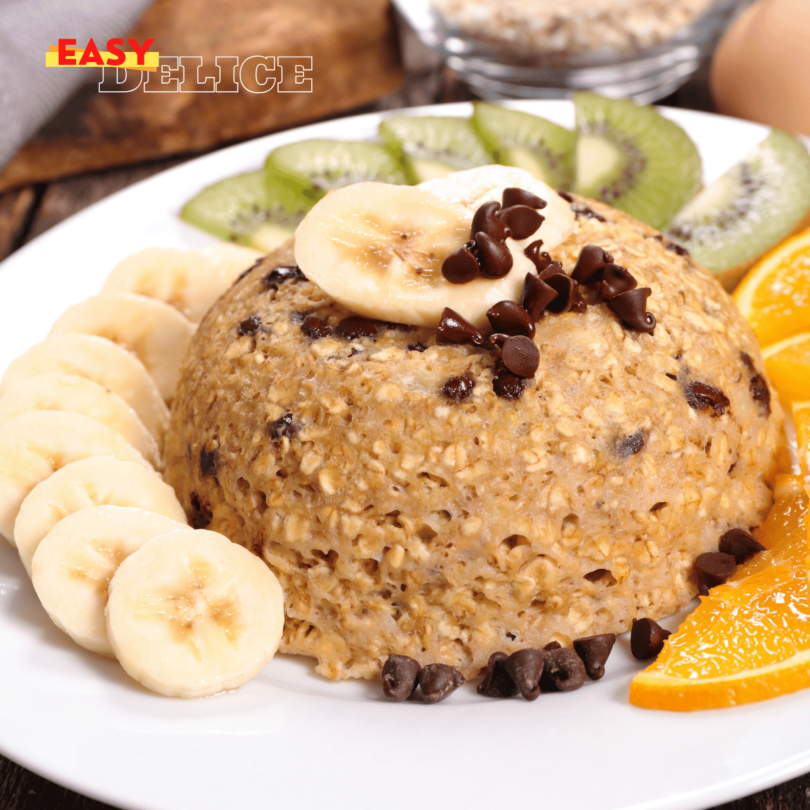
[1,20,808,810]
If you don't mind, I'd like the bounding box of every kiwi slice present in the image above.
[181,171,308,252]
[471,102,576,190]
[666,129,810,283]
[265,138,410,207]
[379,116,493,182]
[574,92,702,231]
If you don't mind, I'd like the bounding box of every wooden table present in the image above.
[0,24,807,810]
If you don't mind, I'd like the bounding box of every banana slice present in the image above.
[106,528,285,698]
[31,505,190,657]
[0,334,169,443]
[294,182,537,328]
[419,165,575,251]
[48,293,195,401]
[0,411,151,545]
[0,373,160,470]
[101,244,261,323]
[15,457,187,574]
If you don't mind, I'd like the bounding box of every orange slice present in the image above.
[762,332,810,404]
[629,475,809,711]
[795,401,810,479]
[734,226,810,348]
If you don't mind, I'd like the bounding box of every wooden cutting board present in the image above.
[0,0,402,193]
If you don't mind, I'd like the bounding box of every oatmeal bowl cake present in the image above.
[165,168,784,680]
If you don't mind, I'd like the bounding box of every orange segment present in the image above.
[734,226,810,348]
[762,332,810,404]
[795,401,810,479]
[629,475,809,711]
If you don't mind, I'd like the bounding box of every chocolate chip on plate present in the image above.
[382,654,422,702]
[539,648,587,693]
[694,552,737,595]
[475,231,513,279]
[335,316,381,341]
[596,265,637,300]
[441,371,476,401]
[630,618,671,660]
[571,244,614,284]
[573,634,616,681]
[607,287,655,333]
[442,242,480,284]
[486,300,535,338]
[719,528,765,565]
[521,273,559,322]
[501,335,540,378]
[437,307,486,347]
[502,187,547,209]
[301,315,332,340]
[477,651,519,698]
[683,381,730,417]
[498,205,544,240]
[418,663,466,704]
[237,315,262,336]
[504,648,545,701]
[471,201,511,242]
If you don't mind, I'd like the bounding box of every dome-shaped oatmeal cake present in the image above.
[165,196,784,680]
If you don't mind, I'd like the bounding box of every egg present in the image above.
[711,0,810,136]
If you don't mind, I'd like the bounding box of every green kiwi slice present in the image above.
[379,116,493,182]
[471,102,576,190]
[574,92,702,231]
[180,171,308,252]
[265,138,410,207]
[665,129,810,277]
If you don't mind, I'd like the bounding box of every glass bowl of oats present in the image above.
[393,0,746,102]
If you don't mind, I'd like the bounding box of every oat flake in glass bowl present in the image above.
[393,0,747,102]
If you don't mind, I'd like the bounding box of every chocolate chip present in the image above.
[437,307,486,347]
[719,528,765,565]
[477,651,519,698]
[607,287,655,333]
[570,202,606,222]
[418,663,465,703]
[503,187,547,209]
[442,242,480,284]
[694,552,736,595]
[501,335,540,378]
[441,371,476,401]
[487,300,535,338]
[683,381,730,417]
[741,351,755,371]
[616,431,645,457]
[471,201,510,242]
[236,259,263,283]
[492,361,526,400]
[573,634,616,680]
[596,265,637,300]
[539,648,586,692]
[189,493,212,529]
[543,273,586,314]
[290,310,312,324]
[269,412,298,440]
[407,342,427,353]
[301,315,332,340]
[498,205,544,240]
[543,641,562,651]
[486,333,509,349]
[750,374,771,416]
[521,273,559,321]
[571,245,614,284]
[475,231,513,279]
[653,234,689,256]
[650,502,667,511]
[630,618,671,660]
[199,446,219,478]
[382,654,421,701]
[524,240,559,274]
[335,316,381,341]
[238,315,262,336]
[264,264,306,290]
[504,648,545,700]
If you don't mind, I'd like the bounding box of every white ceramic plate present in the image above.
[0,102,805,810]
